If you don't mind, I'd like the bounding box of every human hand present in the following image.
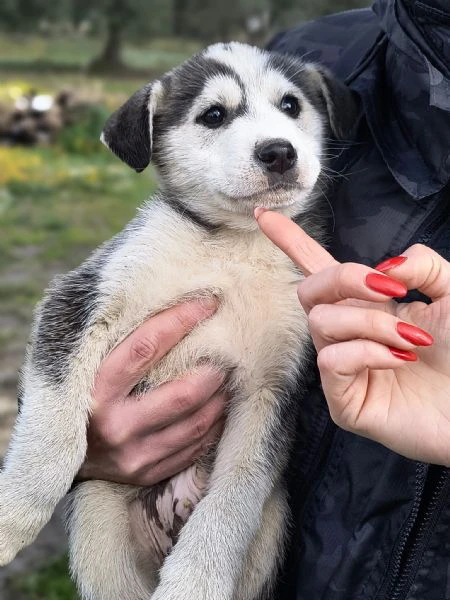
[77,298,227,486]
[255,209,450,466]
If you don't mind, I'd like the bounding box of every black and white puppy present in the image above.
[0,43,358,600]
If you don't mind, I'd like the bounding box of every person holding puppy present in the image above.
[79,0,450,597]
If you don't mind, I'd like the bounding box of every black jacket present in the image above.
[268,1,450,598]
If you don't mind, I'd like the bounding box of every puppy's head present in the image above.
[102,43,359,228]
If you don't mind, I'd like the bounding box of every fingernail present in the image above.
[397,322,434,346]
[196,296,219,314]
[374,256,407,272]
[388,347,418,362]
[254,207,268,220]
[365,273,407,297]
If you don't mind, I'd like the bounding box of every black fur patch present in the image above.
[266,52,312,91]
[137,484,185,546]
[154,56,246,135]
[102,84,153,172]
[266,53,334,136]
[266,53,360,140]
[313,67,361,140]
[165,195,219,232]
[226,96,248,123]
[33,262,101,384]
[103,54,248,172]
[32,234,125,385]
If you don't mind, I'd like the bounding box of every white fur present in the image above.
[157,44,324,231]
[0,42,345,600]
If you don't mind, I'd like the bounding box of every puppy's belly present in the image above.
[128,463,210,568]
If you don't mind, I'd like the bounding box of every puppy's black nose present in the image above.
[255,139,297,174]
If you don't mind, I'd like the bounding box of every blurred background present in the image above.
[0,0,368,597]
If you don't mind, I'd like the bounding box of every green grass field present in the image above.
[0,31,195,362]
[0,33,199,598]
[0,34,200,71]
[5,555,77,600]
[0,145,157,342]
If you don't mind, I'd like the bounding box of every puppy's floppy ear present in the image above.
[101,81,163,172]
[307,65,361,140]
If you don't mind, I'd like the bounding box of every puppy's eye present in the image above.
[198,105,227,128]
[280,95,301,118]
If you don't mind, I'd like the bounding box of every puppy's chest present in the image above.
[206,247,300,324]
[126,229,307,384]
[99,219,309,387]
[198,249,307,379]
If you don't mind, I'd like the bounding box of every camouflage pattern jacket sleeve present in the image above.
[268,2,450,599]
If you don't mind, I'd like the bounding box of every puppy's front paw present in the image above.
[0,543,19,566]
[0,516,29,565]
[151,587,192,600]
[151,580,229,600]
[0,487,48,565]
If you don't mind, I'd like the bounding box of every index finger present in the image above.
[94,297,219,402]
[255,209,338,275]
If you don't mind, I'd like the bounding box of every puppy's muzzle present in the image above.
[255,139,297,175]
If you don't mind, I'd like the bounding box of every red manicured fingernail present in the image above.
[397,322,434,346]
[254,207,268,220]
[388,347,418,361]
[374,256,407,272]
[365,273,408,297]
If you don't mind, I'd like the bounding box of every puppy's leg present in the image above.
[67,481,156,600]
[0,368,90,565]
[233,486,289,600]
[151,387,294,600]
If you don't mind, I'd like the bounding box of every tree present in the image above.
[73,0,172,72]
[86,0,136,72]
[0,0,371,72]
[173,0,186,38]
[0,0,52,32]
[173,0,271,43]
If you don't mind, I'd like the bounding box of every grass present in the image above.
[5,555,78,600]
[0,148,153,598]
[0,151,151,596]
[0,30,206,597]
[0,145,156,309]
[0,34,201,113]
[0,34,173,597]
[0,35,201,72]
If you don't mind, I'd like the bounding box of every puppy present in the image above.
[0,42,357,600]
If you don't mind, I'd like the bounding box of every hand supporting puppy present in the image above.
[78,299,226,486]
[256,209,450,466]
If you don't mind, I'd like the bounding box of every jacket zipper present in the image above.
[378,463,427,599]
[381,189,450,599]
[384,467,449,600]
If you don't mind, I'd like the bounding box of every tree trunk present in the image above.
[89,0,130,73]
[173,0,185,36]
